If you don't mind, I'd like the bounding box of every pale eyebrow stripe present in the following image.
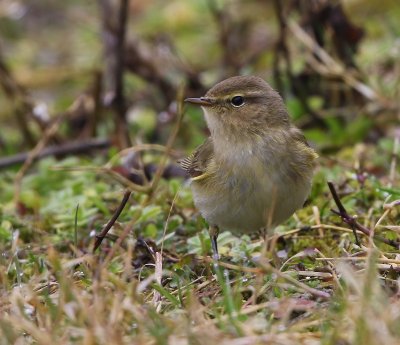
[244,91,265,98]
[210,92,264,104]
[224,92,264,99]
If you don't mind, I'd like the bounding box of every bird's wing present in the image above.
[289,127,311,147]
[179,138,214,181]
[290,127,318,156]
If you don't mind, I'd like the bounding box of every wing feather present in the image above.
[178,138,214,179]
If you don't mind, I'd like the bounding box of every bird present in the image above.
[180,76,318,259]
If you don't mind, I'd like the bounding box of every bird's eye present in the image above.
[231,96,245,107]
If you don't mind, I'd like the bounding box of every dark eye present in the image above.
[231,96,245,107]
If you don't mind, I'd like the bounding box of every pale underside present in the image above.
[180,131,317,234]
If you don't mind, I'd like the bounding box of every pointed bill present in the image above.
[184,97,213,106]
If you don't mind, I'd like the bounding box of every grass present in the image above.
[0,137,399,345]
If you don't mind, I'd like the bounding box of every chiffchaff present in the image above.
[181,76,318,259]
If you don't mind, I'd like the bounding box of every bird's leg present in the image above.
[261,227,274,259]
[208,225,220,261]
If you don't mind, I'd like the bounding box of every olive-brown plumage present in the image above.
[181,76,318,259]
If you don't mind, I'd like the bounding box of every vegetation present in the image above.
[0,1,399,344]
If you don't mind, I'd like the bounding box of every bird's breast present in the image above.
[190,146,312,232]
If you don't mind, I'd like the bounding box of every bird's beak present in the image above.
[184,97,213,107]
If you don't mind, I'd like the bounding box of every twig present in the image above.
[149,84,185,195]
[271,0,287,94]
[124,40,177,104]
[0,138,110,170]
[383,199,400,210]
[272,0,325,127]
[329,181,361,246]
[296,271,333,279]
[11,93,104,202]
[86,71,103,137]
[13,114,66,205]
[199,256,262,274]
[104,144,180,168]
[113,0,130,148]
[207,0,238,74]
[316,257,400,264]
[327,181,400,249]
[160,187,181,256]
[93,190,132,252]
[280,224,359,238]
[99,0,131,148]
[373,208,391,233]
[312,205,323,237]
[0,55,65,145]
[153,252,163,311]
[51,165,150,193]
[103,215,138,266]
[288,20,394,110]
[257,259,331,300]
[0,57,36,146]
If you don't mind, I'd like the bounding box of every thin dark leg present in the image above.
[209,225,220,261]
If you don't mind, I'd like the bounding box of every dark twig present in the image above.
[124,41,177,105]
[328,180,360,246]
[272,0,289,96]
[0,138,110,170]
[328,181,400,249]
[149,84,186,195]
[86,71,103,138]
[93,190,132,252]
[207,0,243,76]
[99,0,131,148]
[272,0,325,128]
[0,54,65,146]
[0,57,36,146]
[13,114,67,205]
[113,0,130,148]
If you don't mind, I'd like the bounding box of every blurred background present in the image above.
[0,0,399,159]
[0,0,399,247]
